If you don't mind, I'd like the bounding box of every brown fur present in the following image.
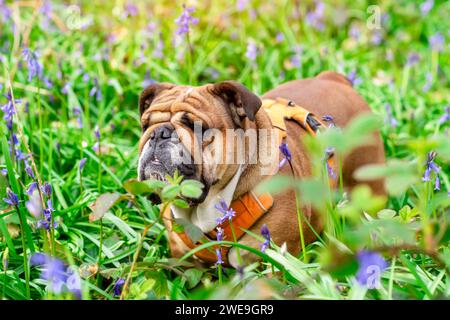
[139,71,386,265]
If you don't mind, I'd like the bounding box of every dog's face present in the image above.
[137,81,262,204]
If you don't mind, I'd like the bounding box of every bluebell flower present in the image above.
[384,103,398,128]
[275,32,284,43]
[124,3,138,17]
[406,53,420,66]
[216,227,224,241]
[1,92,21,130]
[245,40,258,62]
[438,106,449,125]
[429,32,445,52]
[24,160,34,178]
[0,0,12,20]
[236,0,249,11]
[113,278,125,296]
[305,1,325,31]
[30,253,81,297]
[22,48,43,82]
[422,72,433,93]
[1,168,7,176]
[260,224,270,253]
[420,0,434,15]
[142,71,155,88]
[26,182,38,195]
[215,199,236,225]
[324,147,337,180]
[279,142,292,168]
[355,250,388,288]
[347,70,362,86]
[73,107,83,128]
[422,152,440,189]
[94,126,100,140]
[61,82,71,94]
[290,45,302,68]
[41,182,52,197]
[89,78,102,101]
[79,158,87,171]
[174,4,199,36]
[3,188,19,206]
[215,248,224,265]
[26,189,42,218]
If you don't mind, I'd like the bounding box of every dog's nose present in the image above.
[150,124,174,142]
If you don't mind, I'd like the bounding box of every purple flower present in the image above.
[422,152,441,191]
[355,250,388,288]
[236,0,249,11]
[384,103,398,128]
[0,0,12,21]
[216,227,224,242]
[30,253,80,297]
[215,248,224,265]
[406,53,420,66]
[371,30,383,46]
[113,278,125,296]
[349,23,361,40]
[89,78,102,101]
[73,107,83,128]
[420,0,434,15]
[422,72,433,93]
[276,32,284,43]
[279,142,292,168]
[429,32,445,52]
[24,160,34,178]
[1,92,21,130]
[245,40,258,62]
[347,70,362,86]
[142,71,155,88]
[22,48,43,82]
[174,4,199,36]
[41,181,52,197]
[290,45,303,68]
[94,126,100,140]
[79,158,87,171]
[215,199,236,225]
[92,142,100,153]
[124,3,138,17]
[61,82,71,95]
[26,189,42,218]
[434,176,440,191]
[306,1,325,31]
[1,168,7,176]
[153,37,164,59]
[260,224,270,253]
[3,188,19,206]
[26,182,38,195]
[438,106,450,125]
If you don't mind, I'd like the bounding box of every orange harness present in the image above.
[164,98,334,265]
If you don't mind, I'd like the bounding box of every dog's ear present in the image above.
[139,83,174,116]
[211,81,261,125]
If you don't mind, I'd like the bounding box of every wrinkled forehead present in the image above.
[140,84,220,123]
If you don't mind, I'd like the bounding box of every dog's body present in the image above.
[138,71,386,267]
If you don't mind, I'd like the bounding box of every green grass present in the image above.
[0,0,449,300]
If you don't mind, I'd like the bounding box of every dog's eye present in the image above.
[181,114,209,133]
[141,122,149,132]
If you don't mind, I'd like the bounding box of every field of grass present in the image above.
[0,0,449,300]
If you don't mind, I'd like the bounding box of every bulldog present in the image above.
[137,71,386,267]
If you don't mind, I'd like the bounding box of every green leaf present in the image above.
[180,180,204,199]
[174,218,204,243]
[172,199,190,209]
[183,268,203,289]
[123,179,165,196]
[161,185,181,201]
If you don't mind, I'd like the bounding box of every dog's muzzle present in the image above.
[138,124,196,182]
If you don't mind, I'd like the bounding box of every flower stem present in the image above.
[217,264,223,284]
[14,205,30,299]
[229,220,242,265]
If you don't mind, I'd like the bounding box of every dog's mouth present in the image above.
[138,124,208,205]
